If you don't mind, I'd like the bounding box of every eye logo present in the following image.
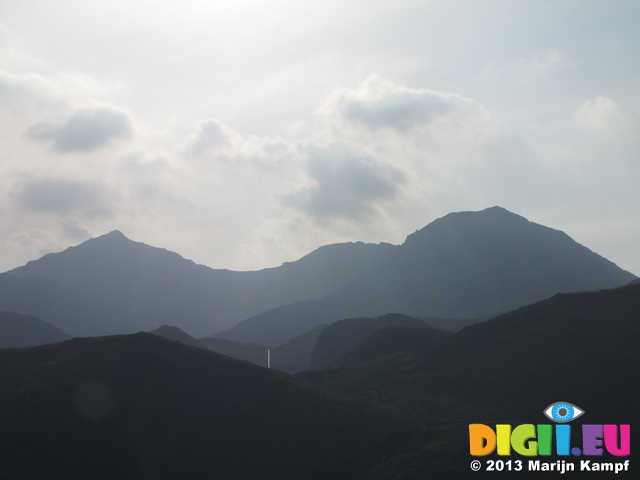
[543,402,584,423]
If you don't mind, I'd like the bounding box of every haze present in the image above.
[1,0,638,274]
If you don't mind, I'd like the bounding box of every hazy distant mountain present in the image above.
[2,278,636,478]
[300,282,640,478]
[149,325,208,349]
[0,311,71,348]
[198,336,269,367]
[269,324,329,373]
[332,324,450,367]
[0,231,391,337]
[0,333,416,480]
[309,313,430,369]
[1,207,635,342]
[201,313,458,374]
[216,207,636,345]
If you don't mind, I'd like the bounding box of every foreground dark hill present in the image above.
[0,231,391,336]
[216,207,636,345]
[0,333,417,480]
[0,311,71,348]
[300,282,640,478]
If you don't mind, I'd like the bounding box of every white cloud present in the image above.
[572,96,639,138]
[0,70,62,114]
[180,119,241,158]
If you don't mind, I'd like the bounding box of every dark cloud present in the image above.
[287,144,404,220]
[26,106,133,152]
[14,178,112,217]
[326,76,478,132]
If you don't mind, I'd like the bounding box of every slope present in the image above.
[309,313,431,369]
[331,324,451,368]
[0,231,392,337]
[217,207,636,345]
[149,324,209,349]
[300,282,640,478]
[0,333,417,480]
[0,311,72,348]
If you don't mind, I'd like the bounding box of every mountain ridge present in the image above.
[1,231,393,337]
[299,281,640,478]
[215,206,635,345]
[0,206,635,341]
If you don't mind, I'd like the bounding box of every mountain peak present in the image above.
[92,230,131,243]
[403,206,529,246]
[103,229,127,239]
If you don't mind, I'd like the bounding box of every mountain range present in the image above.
[215,206,636,345]
[1,279,637,478]
[300,281,640,478]
[0,231,390,337]
[0,207,635,345]
[1,206,638,478]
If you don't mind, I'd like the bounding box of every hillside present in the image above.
[149,325,209,349]
[300,282,640,478]
[0,333,417,480]
[331,325,451,368]
[216,207,636,345]
[0,311,72,348]
[0,231,391,337]
[309,313,431,369]
[198,336,269,367]
[0,207,634,341]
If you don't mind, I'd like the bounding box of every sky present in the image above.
[0,0,638,275]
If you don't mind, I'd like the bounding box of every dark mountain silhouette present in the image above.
[0,333,418,480]
[422,316,487,331]
[331,324,450,368]
[0,231,391,337]
[2,277,637,478]
[216,207,636,345]
[300,282,640,478]
[0,311,72,348]
[198,336,269,367]
[309,313,431,369]
[235,314,478,374]
[149,325,208,349]
[269,324,329,373]
[1,207,635,342]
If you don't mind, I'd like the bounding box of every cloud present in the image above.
[14,178,113,217]
[180,119,244,158]
[26,105,133,152]
[572,96,639,137]
[321,75,485,132]
[0,70,63,114]
[286,144,405,220]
